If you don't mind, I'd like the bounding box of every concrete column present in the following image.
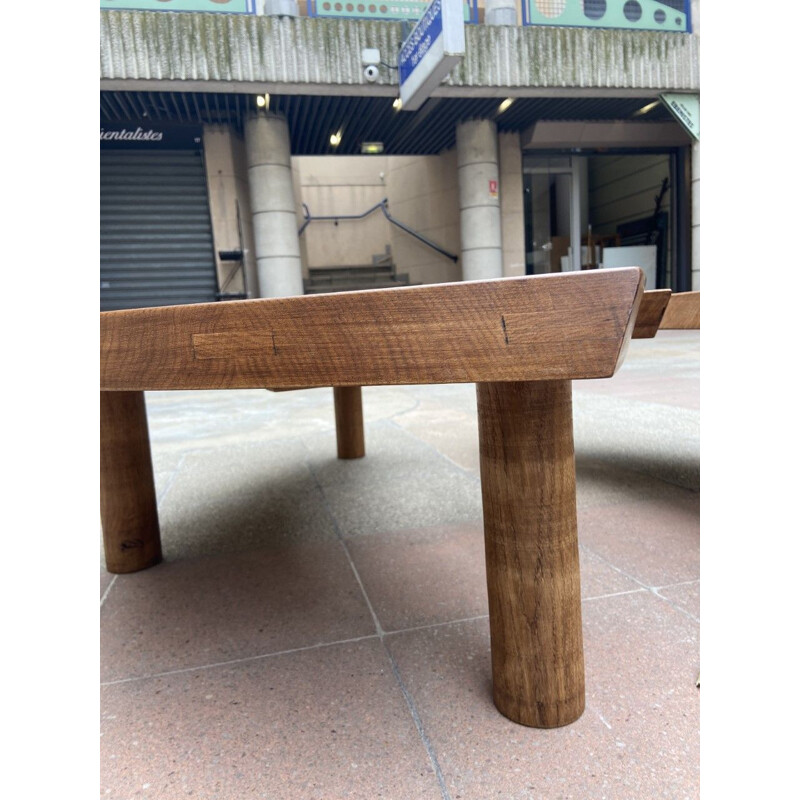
[498,132,525,278]
[457,119,503,281]
[202,124,259,298]
[245,113,304,298]
[259,0,298,16]
[485,0,518,26]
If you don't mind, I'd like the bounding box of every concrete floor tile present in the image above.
[578,499,700,587]
[391,400,480,474]
[155,443,338,561]
[100,542,375,683]
[572,331,699,496]
[619,330,700,366]
[346,525,643,635]
[386,596,699,800]
[573,394,699,492]
[347,523,488,632]
[656,580,700,621]
[304,423,483,537]
[575,459,699,510]
[578,547,643,600]
[151,451,185,505]
[358,384,426,420]
[582,591,700,796]
[101,640,442,800]
[401,382,481,415]
[145,388,337,452]
[384,618,631,800]
[323,469,483,538]
[577,373,700,410]
[576,333,699,412]
[101,568,115,601]
[151,449,185,474]
[304,420,461,487]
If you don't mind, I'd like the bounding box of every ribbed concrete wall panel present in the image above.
[102,12,405,87]
[453,25,699,91]
[101,11,699,92]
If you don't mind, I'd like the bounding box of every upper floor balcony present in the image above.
[99,1,699,95]
[99,0,693,32]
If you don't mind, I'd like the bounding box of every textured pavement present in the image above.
[100,330,700,800]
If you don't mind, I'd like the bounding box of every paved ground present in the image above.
[100,330,700,800]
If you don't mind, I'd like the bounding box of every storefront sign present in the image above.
[313,1,477,22]
[660,93,699,140]
[523,0,690,33]
[100,1,255,12]
[100,123,204,149]
[398,0,465,112]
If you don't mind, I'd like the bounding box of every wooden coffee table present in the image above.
[100,267,644,728]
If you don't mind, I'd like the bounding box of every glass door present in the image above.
[523,156,581,274]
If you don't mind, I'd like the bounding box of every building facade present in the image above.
[99,0,700,310]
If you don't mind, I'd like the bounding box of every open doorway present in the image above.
[523,151,681,290]
[587,153,672,290]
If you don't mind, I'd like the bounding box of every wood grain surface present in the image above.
[100,391,162,574]
[101,269,644,391]
[333,386,365,459]
[478,380,585,728]
[660,291,700,329]
[632,289,672,338]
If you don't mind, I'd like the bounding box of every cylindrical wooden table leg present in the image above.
[477,380,584,728]
[100,391,162,574]
[333,386,365,459]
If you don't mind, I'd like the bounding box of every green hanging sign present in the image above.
[660,93,699,140]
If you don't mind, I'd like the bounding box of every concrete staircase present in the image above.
[303,248,413,294]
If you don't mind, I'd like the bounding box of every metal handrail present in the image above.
[298,200,385,236]
[298,199,459,263]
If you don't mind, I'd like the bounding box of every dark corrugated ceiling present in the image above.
[100,91,675,155]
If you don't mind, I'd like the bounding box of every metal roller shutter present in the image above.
[100,149,218,311]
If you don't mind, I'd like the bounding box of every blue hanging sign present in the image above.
[398,0,465,112]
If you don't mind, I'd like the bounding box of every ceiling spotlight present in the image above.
[497,98,515,114]
[392,98,402,111]
[256,95,266,108]
[361,142,384,154]
[632,100,660,117]
[330,130,342,147]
